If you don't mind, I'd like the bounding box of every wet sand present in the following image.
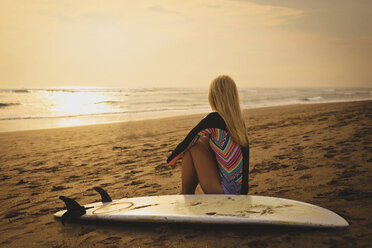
[0,100,371,247]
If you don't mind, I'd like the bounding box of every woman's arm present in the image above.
[166,112,226,167]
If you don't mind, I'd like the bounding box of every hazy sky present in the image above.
[0,0,371,88]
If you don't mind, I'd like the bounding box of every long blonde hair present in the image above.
[208,75,248,147]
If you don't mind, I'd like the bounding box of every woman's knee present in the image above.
[190,136,209,151]
[199,136,209,146]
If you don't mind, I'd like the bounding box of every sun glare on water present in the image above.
[45,88,112,116]
[39,87,123,128]
[49,92,102,116]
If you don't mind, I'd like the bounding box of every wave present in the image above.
[303,96,324,101]
[240,89,258,93]
[339,89,370,95]
[32,87,157,93]
[0,102,20,108]
[127,87,155,93]
[0,89,30,93]
[0,106,210,121]
[13,89,30,93]
[94,100,125,105]
[0,87,189,94]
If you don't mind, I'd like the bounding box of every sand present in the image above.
[0,100,371,248]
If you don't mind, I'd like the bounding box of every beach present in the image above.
[0,100,371,247]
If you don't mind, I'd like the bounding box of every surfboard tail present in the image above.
[58,187,112,225]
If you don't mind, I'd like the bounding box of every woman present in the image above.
[167,75,249,195]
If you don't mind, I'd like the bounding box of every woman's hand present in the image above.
[166,151,172,159]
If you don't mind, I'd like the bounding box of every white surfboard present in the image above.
[54,194,349,228]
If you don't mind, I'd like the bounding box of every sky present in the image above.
[0,0,371,89]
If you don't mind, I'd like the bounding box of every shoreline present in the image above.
[1,99,371,134]
[0,100,371,247]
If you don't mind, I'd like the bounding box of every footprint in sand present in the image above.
[51,185,71,191]
[299,174,312,179]
[112,146,128,150]
[129,170,143,175]
[246,240,268,248]
[99,236,121,245]
[324,154,335,158]
[318,117,328,122]
[16,179,26,185]
[276,189,290,194]
[117,160,136,165]
[143,143,155,147]
[294,165,309,171]
[155,164,169,171]
[274,154,290,160]
[4,211,26,219]
[124,180,144,186]
[337,189,362,201]
[139,183,161,189]
[26,184,40,189]
[66,175,80,182]
[78,227,96,236]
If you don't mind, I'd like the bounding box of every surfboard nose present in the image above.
[327,210,349,227]
[336,215,349,227]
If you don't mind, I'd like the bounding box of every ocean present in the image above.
[1,87,371,132]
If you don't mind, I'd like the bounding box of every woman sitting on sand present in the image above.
[167,75,249,195]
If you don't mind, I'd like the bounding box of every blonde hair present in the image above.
[208,75,248,147]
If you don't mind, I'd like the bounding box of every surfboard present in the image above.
[54,190,348,228]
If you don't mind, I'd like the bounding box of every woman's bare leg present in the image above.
[181,151,199,194]
[181,136,224,194]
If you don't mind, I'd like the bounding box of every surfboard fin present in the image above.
[93,187,112,203]
[59,196,86,225]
